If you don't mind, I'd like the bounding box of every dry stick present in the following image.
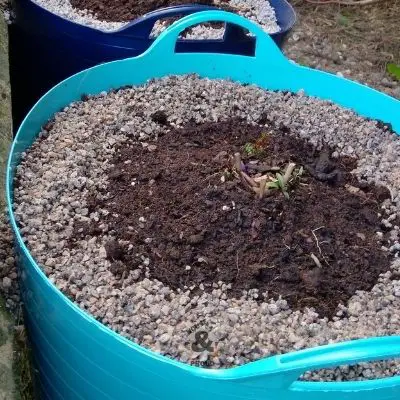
[234,152,242,172]
[282,162,296,186]
[312,226,331,266]
[253,174,271,183]
[236,251,240,280]
[310,253,322,269]
[240,171,258,188]
[311,226,324,255]
[258,178,267,199]
[234,152,258,188]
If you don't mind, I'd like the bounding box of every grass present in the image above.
[14,321,34,400]
[290,0,400,72]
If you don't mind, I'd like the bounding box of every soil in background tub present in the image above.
[69,0,234,23]
[72,120,392,319]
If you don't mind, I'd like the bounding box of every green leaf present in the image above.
[267,181,279,189]
[387,63,400,81]
[275,173,285,189]
[283,191,290,200]
[244,143,255,156]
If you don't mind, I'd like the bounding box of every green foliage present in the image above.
[266,166,303,199]
[267,172,290,199]
[243,142,256,156]
[387,63,400,81]
[243,132,270,157]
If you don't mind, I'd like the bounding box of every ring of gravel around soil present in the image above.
[14,75,400,381]
[33,0,280,37]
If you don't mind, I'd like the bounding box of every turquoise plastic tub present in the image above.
[7,11,400,400]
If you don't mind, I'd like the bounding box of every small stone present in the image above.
[131,270,141,280]
[161,305,170,316]
[348,302,362,316]
[267,303,279,315]
[356,232,366,241]
[150,306,160,319]
[2,277,12,289]
[228,313,239,324]
[159,333,170,344]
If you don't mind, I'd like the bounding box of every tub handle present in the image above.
[116,4,243,39]
[223,336,400,387]
[147,10,289,66]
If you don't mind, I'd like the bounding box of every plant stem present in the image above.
[240,171,258,188]
[258,178,267,199]
[234,152,242,171]
[283,162,296,186]
[310,253,322,269]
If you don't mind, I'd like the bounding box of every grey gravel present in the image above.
[34,0,124,31]
[12,75,400,380]
[33,0,280,36]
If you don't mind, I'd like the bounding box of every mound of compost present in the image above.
[75,120,391,318]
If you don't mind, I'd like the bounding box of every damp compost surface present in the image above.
[76,120,391,319]
[69,0,233,23]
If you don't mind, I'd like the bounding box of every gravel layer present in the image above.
[32,0,280,36]
[34,0,124,30]
[12,75,400,380]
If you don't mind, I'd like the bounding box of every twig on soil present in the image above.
[204,172,222,181]
[236,251,240,280]
[311,226,324,254]
[240,171,258,188]
[310,253,322,269]
[311,226,331,267]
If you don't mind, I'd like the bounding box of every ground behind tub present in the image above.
[0,2,34,399]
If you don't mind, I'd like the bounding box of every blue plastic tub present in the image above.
[7,11,400,400]
[10,0,296,129]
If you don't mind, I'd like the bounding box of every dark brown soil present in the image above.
[69,0,233,23]
[75,120,392,318]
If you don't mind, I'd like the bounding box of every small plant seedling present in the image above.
[268,172,290,199]
[243,132,270,157]
[266,163,296,199]
[254,132,270,150]
[232,151,302,199]
[244,143,256,156]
